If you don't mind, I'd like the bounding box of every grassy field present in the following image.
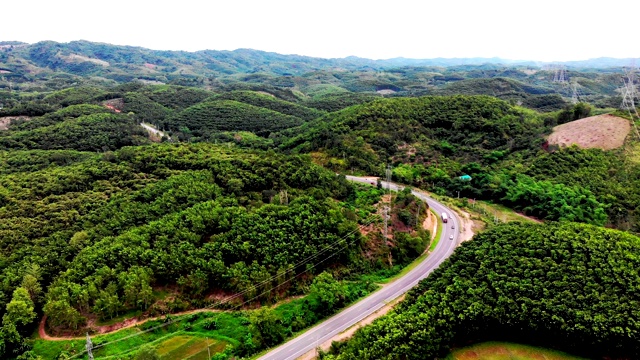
[446,341,586,360]
[32,281,377,359]
[32,313,243,359]
[157,335,228,360]
[470,200,540,224]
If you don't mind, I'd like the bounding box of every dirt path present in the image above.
[457,209,478,243]
[38,308,219,341]
[38,293,308,341]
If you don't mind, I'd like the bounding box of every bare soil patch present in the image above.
[458,209,482,243]
[422,210,436,240]
[0,116,30,130]
[61,53,110,67]
[103,98,124,113]
[547,114,631,150]
[39,307,222,341]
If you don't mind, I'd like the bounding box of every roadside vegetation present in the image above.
[322,222,640,359]
[1,48,639,359]
[0,139,430,358]
[445,341,586,360]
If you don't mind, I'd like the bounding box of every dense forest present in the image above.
[0,142,430,358]
[323,222,640,359]
[0,43,639,359]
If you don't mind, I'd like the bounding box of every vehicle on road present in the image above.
[451,225,454,229]
[449,235,454,240]
[441,212,448,223]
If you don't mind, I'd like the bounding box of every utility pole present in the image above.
[383,206,389,238]
[385,164,392,192]
[207,337,211,360]
[86,333,94,360]
[384,164,392,240]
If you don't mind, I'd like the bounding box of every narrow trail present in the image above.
[38,295,305,341]
[38,308,218,341]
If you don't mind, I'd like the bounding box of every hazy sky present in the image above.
[5,0,638,61]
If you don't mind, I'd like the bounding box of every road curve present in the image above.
[258,175,461,360]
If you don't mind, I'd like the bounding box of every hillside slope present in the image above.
[326,222,640,359]
[279,95,548,173]
[547,114,631,150]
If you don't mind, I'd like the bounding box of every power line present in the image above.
[570,80,585,104]
[548,64,567,84]
[82,217,376,359]
[68,212,379,359]
[620,62,640,140]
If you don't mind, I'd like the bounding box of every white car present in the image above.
[449,235,454,240]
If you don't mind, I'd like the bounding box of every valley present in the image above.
[0,40,638,359]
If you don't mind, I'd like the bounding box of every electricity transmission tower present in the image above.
[570,81,584,104]
[620,61,640,139]
[551,64,567,83]
[621,63,639,117]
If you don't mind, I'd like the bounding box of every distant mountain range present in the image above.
[0,40,637,77]
[0,40,632,110]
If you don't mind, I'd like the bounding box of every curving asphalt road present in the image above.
[258,175,461,360]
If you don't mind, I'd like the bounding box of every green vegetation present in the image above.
[212,90,325,121]
[1,40,627,111]
[143,85,213,110]
[323,222,640,359]
[446,341,586,360]
[0,140,430,358]
[0,112,148,151]
[1,48,638,359]
[303,92,380,112]
[31,276,377,359]
[522,146,640,230]
[161,100,303,139]
[0,143,354,356]
[280,95,547,174]
[277,94,640,230]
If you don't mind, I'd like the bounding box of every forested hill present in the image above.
[0,40,631,110]
[0,143,354,354]
[0,41,532,79]
[325,222,640,359]
[277,95,640,231]
[278,95,549,174]
[0,141,434,357]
